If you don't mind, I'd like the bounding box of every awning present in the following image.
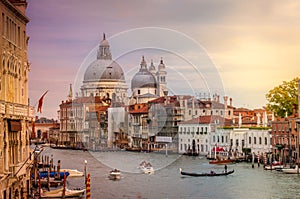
[212,146,224,152]
[8,120,22,132]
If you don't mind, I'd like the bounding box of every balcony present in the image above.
[0,100,34,118]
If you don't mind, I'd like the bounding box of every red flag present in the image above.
[37,90,48,113]
[31,121,36,139]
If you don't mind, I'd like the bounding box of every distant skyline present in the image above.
[27,0,300,119]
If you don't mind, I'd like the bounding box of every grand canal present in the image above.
[40,147,300,199]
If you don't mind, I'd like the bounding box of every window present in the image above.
[213,136,215,142]
[236,139,239,146]
[265,137,267,145]
[138,90,141,94]
[221,136,224,143]
[254,137,257,144]
[249,137,251,144]
[259,137,262,145]
[189,110,192,115]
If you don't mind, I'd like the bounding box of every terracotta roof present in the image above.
[179,115,232,126]
[129,105,149,114]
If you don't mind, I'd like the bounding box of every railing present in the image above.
[0,100,34,118]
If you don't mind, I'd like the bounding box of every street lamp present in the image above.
[84,160,87,184]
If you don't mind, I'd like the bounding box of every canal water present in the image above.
[40,147,300,199]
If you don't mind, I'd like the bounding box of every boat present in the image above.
[282,165,300,174]
[40,187,85,198]
[36,171,70,178]
[61,169,84,177]
[109,169,121,180]
[264,161,284,170]
[39,178,64,188]
[209,159,235,165]
[179,168,234,177]
[125,147,142,152]
[139,161,154,174]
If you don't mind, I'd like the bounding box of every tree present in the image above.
[265,77,299,118]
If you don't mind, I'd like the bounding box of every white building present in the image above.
[178,116,230,155]
[229,128,272,156]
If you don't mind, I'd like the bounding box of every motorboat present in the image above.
[139,161,154,174]
[109,169,121,180]
[180,168,234,177]
[40,187,85,198]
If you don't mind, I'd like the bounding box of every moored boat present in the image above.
[61,169,84,177]
[36,171,70,179]
[209,159,235,165]
[40,187,85,198]
[264,161,284,170]
[282,165,300,174]
[179,168,234,177]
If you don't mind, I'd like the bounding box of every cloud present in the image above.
[26,0,300,118]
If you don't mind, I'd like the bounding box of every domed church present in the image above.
[130,56,168,104]
[81,34,128,105]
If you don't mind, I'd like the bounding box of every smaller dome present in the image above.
[131,57,157,90]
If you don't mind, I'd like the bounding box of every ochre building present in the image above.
[0,0,34,198]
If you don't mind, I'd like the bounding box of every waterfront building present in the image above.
[271,110,298,164]
[128,103,149,149]
[229,128,272,158]
[0,0,34,198]
[178,115,232,155]
[107,107,128,148]
[30,117,59,143]
[59,96,110,149]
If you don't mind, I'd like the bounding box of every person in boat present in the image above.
[224,164,228,173]
[210,170,215,174]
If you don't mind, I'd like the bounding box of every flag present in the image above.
[31,120,36,139]
[37,90,48,113]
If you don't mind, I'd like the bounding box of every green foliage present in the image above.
[266,77,299,118]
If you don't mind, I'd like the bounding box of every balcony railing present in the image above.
[0,100,34,118]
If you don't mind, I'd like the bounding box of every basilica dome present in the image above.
[83,59,125,82]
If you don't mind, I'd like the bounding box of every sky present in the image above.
[26,0,300,119]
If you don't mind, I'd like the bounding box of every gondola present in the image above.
[179,168,234,177]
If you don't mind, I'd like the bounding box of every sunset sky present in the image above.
[26,0,300,119]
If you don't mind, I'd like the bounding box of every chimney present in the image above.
[230,98,233,107]
[224,96,228,109]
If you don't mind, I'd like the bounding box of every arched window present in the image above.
[259,137,262,145]
[265,137,267,145]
